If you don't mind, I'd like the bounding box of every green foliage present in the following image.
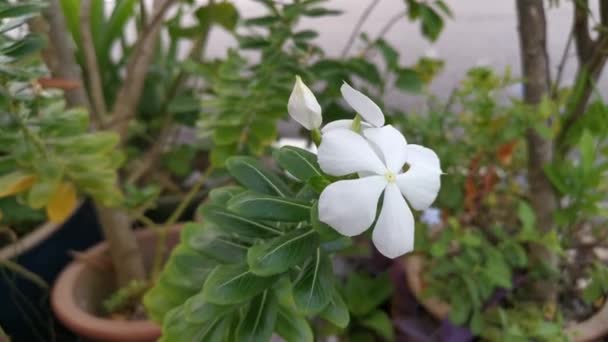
[545,129,608,227]
[582,263,608,304]
[332,271,395,342]
[0,1,121,229]
[103,280,149,315]
[480,304,567,342]
[145,150,351,341]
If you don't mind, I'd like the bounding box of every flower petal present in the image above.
[363,125,408,172]
[319,176,387,236]
[396,145,442,211]
[340,82,385,127]
[372,183,415,258]
[317,129,386,176]
[287,76,322,130]
[321,119,372,133]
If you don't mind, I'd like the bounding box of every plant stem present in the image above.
[151,166,214,279]
[341,0,382,57]
[0,259,48,290]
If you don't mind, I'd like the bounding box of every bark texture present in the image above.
[515,0,558,302]
[33,0,146,285]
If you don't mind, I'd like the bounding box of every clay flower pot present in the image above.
[52,226,181,342]
[402,254,608,342]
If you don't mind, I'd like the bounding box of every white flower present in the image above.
[317,125,442,258]
[321,82,384,133]
[287,76,322,130]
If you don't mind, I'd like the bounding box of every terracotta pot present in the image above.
[51,226,182,342]
[403,254,608,342]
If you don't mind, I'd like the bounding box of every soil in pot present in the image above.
[52,226,181,342]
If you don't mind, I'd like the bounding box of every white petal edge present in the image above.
[404,144,442,173]
[319,176,387,237]
[363,125,408,173]
[340,82,385,127]
[396,146,442,211]
[372,183,415,258]
[317,129,386,176]
[321,119,372,133]
[287,76,322,130]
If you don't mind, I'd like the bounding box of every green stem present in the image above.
[0,259,48,290]
[150,166,214,280]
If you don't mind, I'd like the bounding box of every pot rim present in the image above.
[403,253,608,342]
[0,201,83,260]
[50,227,181,341]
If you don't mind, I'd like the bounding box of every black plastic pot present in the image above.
[0,201,103,342]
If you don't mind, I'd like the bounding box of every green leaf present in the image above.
[517,201,536,233]
[276,305,314,342]
[293,30,318,40]
[420,5,444,41]
[1,34,46,58]
[344,272,393,317]
[202,263,278,305]
[579,130,595,175]
[236,290,279,342]
[228,191,311,222]
[183,292,234,324]
[292,249,334,315]
[226,156,293,197]
[0,2,46,19]
[208,185,245,205]
[143,282,192,323]
[195,2,239,31]
[248,228,319,276]
[360,310,394,341]
[102,0,136,55]
[182,222,247,264]
[320,287,350,329]
[244,15,279,26]
[304,7,342,17]
[161,305,232,342]
[376,39,399,70]
[199,204,283,238]
[396,68,423,93]
[274,146,322,182]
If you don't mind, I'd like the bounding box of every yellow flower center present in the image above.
[385,170,396,183]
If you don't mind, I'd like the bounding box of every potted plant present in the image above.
[141,65,446,341]
[0,2,121,340]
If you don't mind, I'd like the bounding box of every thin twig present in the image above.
[552,25,574,98]
[80,0,108,123]
[151,167,214,279]
[359,11,406,58]
[341,0,382,57]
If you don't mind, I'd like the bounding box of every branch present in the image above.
[29,0,89,110]
[574,0,593,63]
[557,34,608,151]
[515,0,558,304]
[80,0,108,124]
[109,0,177,141]
[127,30,211,184]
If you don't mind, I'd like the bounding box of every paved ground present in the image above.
[203,0,606,110]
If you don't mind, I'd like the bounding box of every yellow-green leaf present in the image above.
[0,171,37,197]
[46,182,77,223]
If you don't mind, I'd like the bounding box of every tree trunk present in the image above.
[32,0,146,286]
[515,0,558,303]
